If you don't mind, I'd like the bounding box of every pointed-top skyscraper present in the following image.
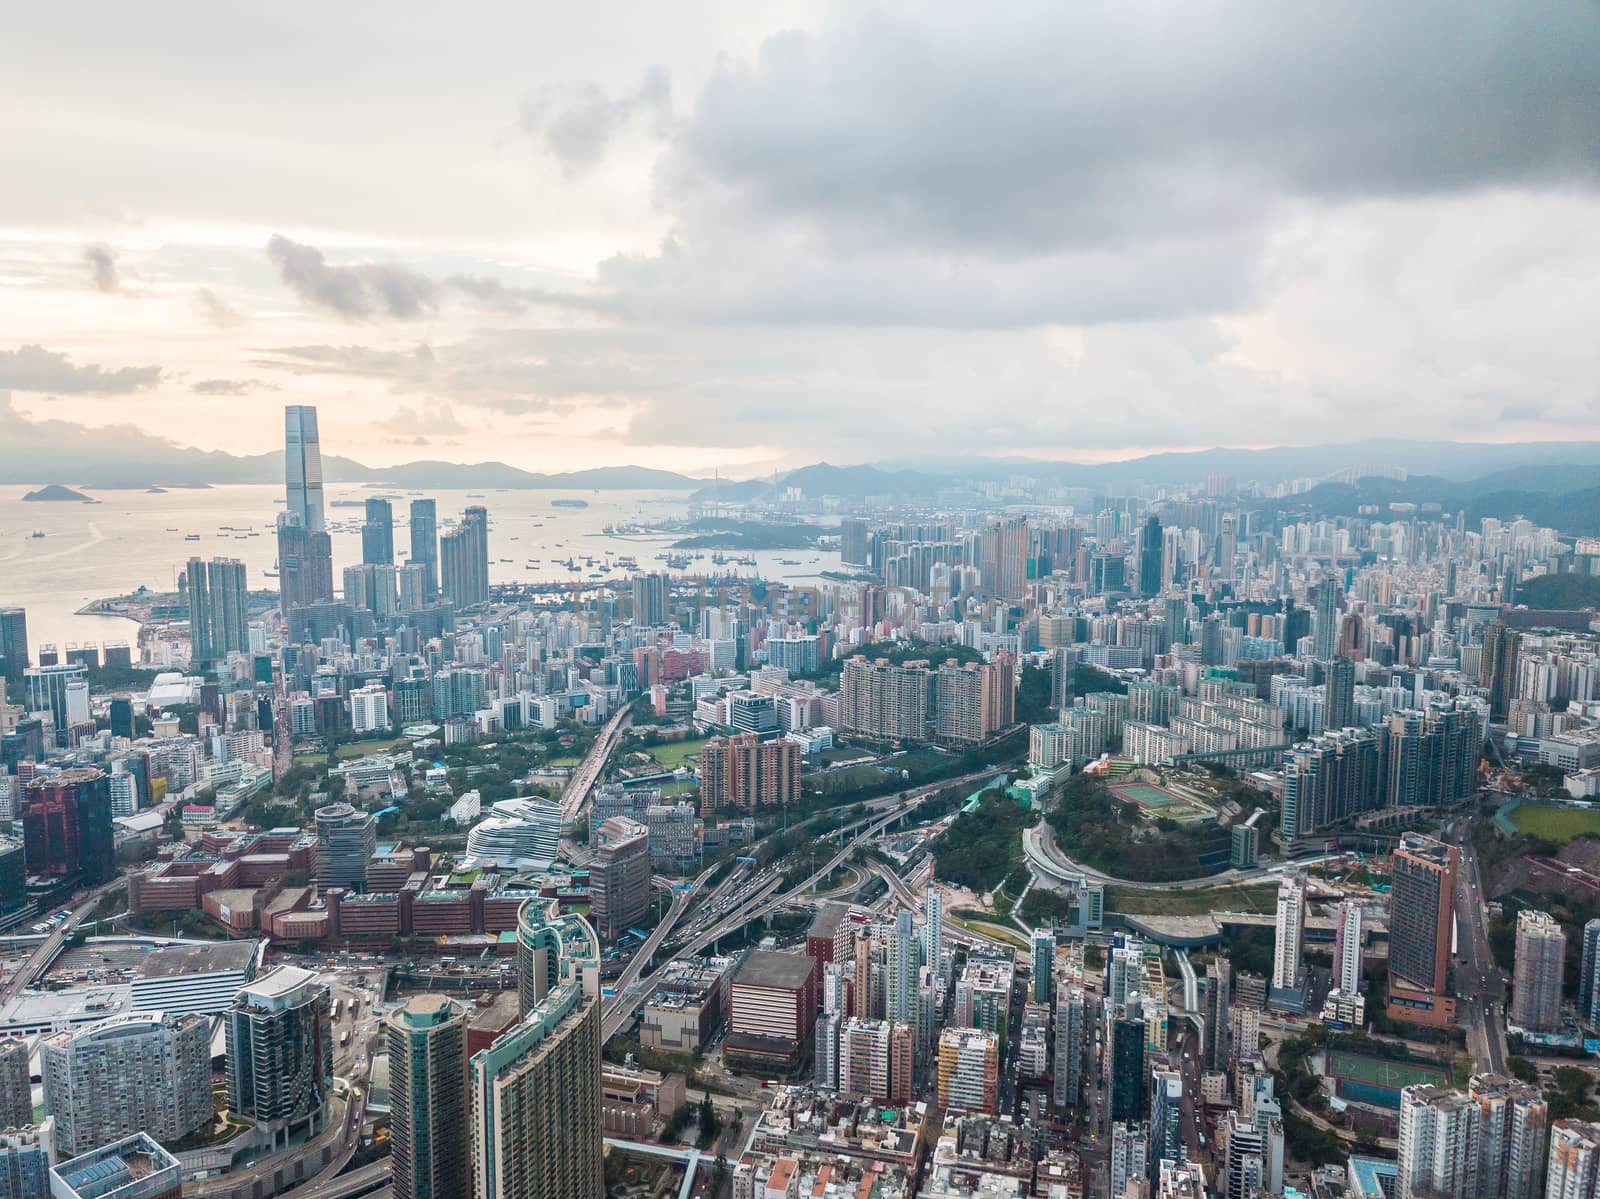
[285,405,326,533]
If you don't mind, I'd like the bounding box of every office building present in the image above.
[187,557,249,663]
[1549,1121,1600,1199]
[410,499,439,600]
[1333,898,1365,996]
[475,899,602,1199]
[314,802,376,894]
[1512,909,1566,1033]
[49,1134,181,1199]
[276,515,334,610]
[440,506,489,609]
[284,404,326,531]
[1139,516,1164,597]
[42,1012,213,1155]
[363,498,395,565]
[225,966,334,1149]
[1581,919,1600,1028]
[1325,656,1355,731]
[0,608,27,697]
[23,768,114,886]
[698,734,801,813]
[1150,1070,1184,1178]
[590,816,652,942]
[1110,1000,1147,1125]
[631,574,668,627]
[1387,832,1459,1027]
[0,1038,30,1128]
[0,1124,52,1199]
[389,995,469,1199]
[23,664,88,745]
[937,1027,999,1115]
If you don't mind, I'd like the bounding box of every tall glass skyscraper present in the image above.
[410,499,439,600]
[284,405,326,533]
[389,996,468,1199]
[363,498,395,565]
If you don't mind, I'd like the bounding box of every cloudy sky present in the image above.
[1,0,1597,475]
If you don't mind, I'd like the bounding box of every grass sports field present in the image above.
[1110,782,1216,824]
[648,737,710,770]
[1327,1050,1448,1091]
[1509,804,1600,841]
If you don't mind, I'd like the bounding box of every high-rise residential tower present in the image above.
[188,557,249,663]
[390,995,470,1199]
[1333,898,1365,996]
[42,1011,213,1155]
[226,966,334,1150]
[1512,909,1566,1033]
[474,898,602,1199]
[284,404,326,532]
[1271,873,1305,994]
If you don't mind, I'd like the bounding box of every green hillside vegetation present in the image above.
[1516,574,1600,610]
[1047,773,1227,882]
[931,791,1036,893]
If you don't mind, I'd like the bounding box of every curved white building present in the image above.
[466,797,562,870]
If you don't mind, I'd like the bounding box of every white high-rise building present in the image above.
[349,684,390,734]
[1271,874,1306,992]
[1549,1121,1600,1199]
[1333,898,1365,995]
[924,883,945,982]
[1111,1121,1151,1199]
[1397,1076,1547,1199]
[1511,909,1566,1033]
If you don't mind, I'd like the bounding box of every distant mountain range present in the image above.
[16,415,1600,501]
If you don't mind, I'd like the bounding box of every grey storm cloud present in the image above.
[549,0,1600,332]
[266,236,613,322]
[0,344,161,393]
[663,0,1600,254]
[82,243,119,291]
[267,234,440,320]
[519,66,671,172]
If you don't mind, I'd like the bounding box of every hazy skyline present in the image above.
[2,0,1597,475]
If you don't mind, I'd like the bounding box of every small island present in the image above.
[22,484,93,502]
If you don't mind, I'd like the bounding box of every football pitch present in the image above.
[1327,1050,1448,1091]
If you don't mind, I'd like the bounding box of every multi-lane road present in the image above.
[560,704,634,825]
[1449,820,1508,1075]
